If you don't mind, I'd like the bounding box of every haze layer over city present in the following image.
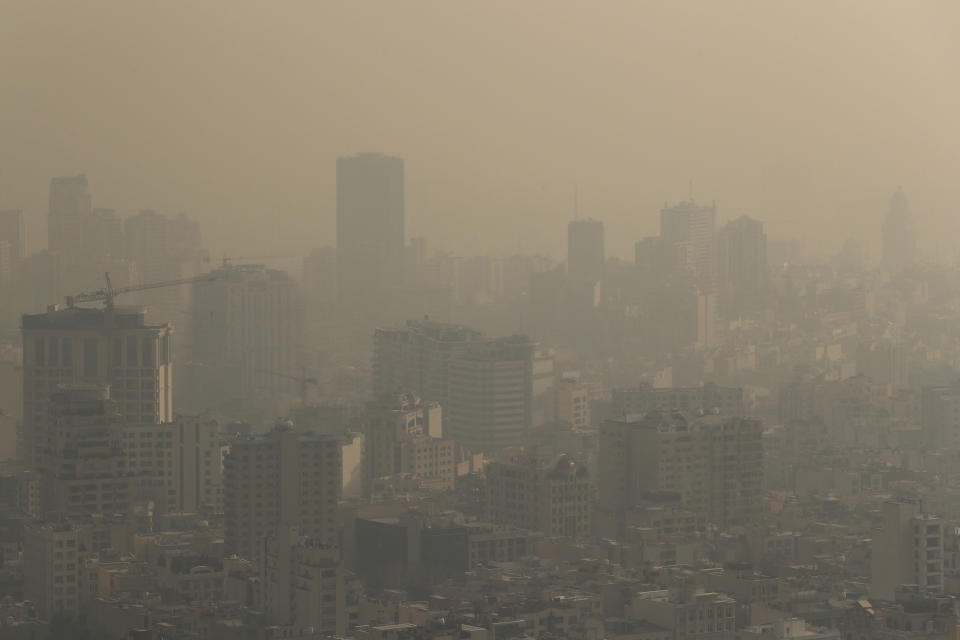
[1,2,960,640]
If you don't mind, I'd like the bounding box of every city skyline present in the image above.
[1,3,958,261]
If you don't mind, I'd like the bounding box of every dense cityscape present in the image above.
[0,153,959,640]
[2,3,960,640]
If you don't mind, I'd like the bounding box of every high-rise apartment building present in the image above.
[262,526,347,636]
[446,335,537,453]
[486,452,592,537]
[0,209,24,267]
[23,519,83,620]
[567,219,605,285]
[21,305,173,470]
[336,153,405,308]
[189,264,303,407]
[882,187,916,274]
[872,499,943,599]
[599,413,763,535]
[362,393,452,496]
[717,216,767,317]
[660,200,717,289]
[373,319,483,402]
[42,385,134,518]
[123,210,206,335]
[120,415,223,515]
[48,175,91,259]
[612,383,749,418]
[223,423,341,562]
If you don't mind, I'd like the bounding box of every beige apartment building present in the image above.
[223,423,341,562]
[262,526,347,637]
[486,451,592,538]
[599,412,763,535]
[23,519,83,621]
[362,394,453,495]
[120,414,224,515]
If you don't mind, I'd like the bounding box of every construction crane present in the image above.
[256,366,319,407]
[66,271,218,310]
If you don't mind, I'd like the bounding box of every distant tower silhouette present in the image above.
[882,187,916,274]
[336,153,404,310]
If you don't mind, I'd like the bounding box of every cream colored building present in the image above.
[262,526,347,637]
[23,519,83,620]
[363,394,452,496]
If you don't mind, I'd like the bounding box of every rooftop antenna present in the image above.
[689,179,694,203]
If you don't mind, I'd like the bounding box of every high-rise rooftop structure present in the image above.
[336,153,405,311]
[882,187,916,274]
[717,216,767,317]
[223,422,341,562]
[48,175,91,259]
[660,200,717,289]
[446,335,537,453]
[21,305,173,471]
[567,219,605,285]
[612,383,750,417]
[188,264,303,408]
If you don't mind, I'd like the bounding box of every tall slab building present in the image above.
[882,187,916,274]
[336,153,404,312]
[660,200,717,290]
[188,263,303,409]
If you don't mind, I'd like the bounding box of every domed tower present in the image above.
[882,186,916,273]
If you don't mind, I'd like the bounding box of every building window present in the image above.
[34,337,45,366]
[142,338,154,367]
[83,338,98,378]
[127,336,137,367]
[48,337,59,365]
[62,338,73,366]
[112,337,122,367]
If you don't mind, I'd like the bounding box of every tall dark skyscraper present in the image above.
[47,175,91,258]
[660,200,717,289]
[336,153,404,310]
[882,187,916,274]
[717,215,767,317]
[567,218,605,285]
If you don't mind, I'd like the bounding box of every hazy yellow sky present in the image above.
[1,1,958,262]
